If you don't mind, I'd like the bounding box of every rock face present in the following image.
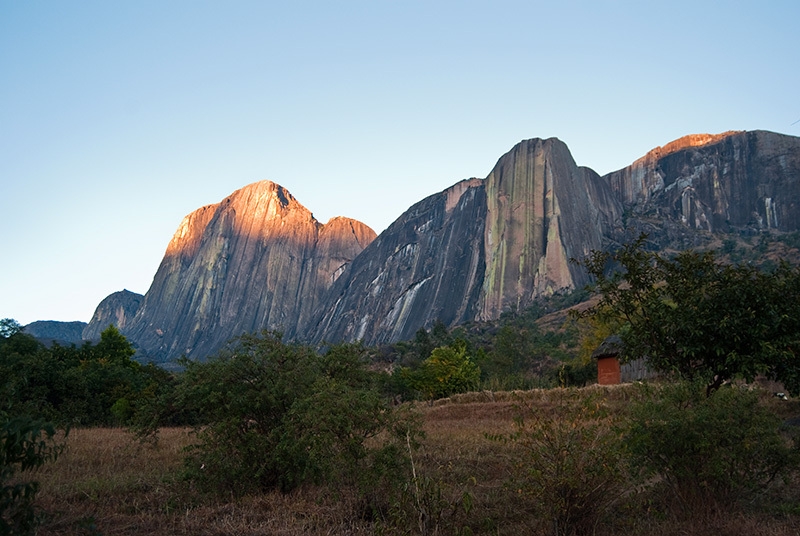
[311,131,800,347]
[312,138,622,346]
[82,290,143,341]
[310,179,488,344]
[479,138,621,320]
[122,181,375,361]
[85,129,800,362]
[606,130,800,234]
[23,320,87,345]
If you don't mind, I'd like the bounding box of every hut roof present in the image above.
[591,335,623,360]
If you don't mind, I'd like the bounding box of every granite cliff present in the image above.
[81,129,800,361]
[82,289,143,341]
[122,181,375,362]
[23,320,87,346]
[478,138,621,320]
[310,178,488,345]
[607,130,800,237]
[311,131,800,347]
[311,138,622,345]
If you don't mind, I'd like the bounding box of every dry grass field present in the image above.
[31,386,800,535]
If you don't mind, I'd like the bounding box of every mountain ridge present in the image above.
[30,129,800,362]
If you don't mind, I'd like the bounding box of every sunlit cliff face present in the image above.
[161,181,377,274]
[606,131,746,208]
[163,181,315,260]
[638,131,743,163]
[126,179,377,360]
[156,181,379,301]
[165,205,217,259]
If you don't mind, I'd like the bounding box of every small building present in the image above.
[591,335,656,384]
[591,335,623,385]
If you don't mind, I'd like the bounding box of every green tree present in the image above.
[0,320,66,534]
[126,363,190,442]
[73,325,142,425]
[0,322,152,426]
[578,236,800,395]
[178,332,414,495]
[489,325,534,377]
[0,416,64,535]
[0,320,22,339]
[404,340,480,400]
[0,328,67,422]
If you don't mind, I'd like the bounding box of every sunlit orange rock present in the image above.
[122,181,375,362]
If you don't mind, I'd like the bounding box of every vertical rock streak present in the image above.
[479,138,615,320]
[308,179,486,346]
[605,131,800,233]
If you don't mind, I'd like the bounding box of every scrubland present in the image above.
[33,385,800,536]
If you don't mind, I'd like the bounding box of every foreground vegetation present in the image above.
[27,385,800,535]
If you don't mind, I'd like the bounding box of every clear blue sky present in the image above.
[2,1,799,325]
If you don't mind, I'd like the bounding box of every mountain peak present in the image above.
[122,180,375,361]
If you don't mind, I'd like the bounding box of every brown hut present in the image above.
[592,335,623,385]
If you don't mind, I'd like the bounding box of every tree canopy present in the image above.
[578,236,800,395]
[176,331,413,495]
[0,323,158,426]
[402,340,481,400]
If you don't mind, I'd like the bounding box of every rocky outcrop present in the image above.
[310,179,487,345]
[606,130,800,234]
[82,129,800,361]
[123,181,375,362]
[479,138,621,320]
[23,321,87,345]
[82,289,143,341]
[311,138,622,346]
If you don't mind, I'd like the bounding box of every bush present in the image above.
[578,236,800,395]
[402,340,481,401]
[0,323,152,427]
[1,416,64,535]
[178,332,416,497]
[492,391,629,536]
[626,381,800,514]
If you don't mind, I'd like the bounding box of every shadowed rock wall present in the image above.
[605,130,800,233]
[81,129,800,361]
[479,138,621,320]
[310,179,487,345]
[82,289,144,341]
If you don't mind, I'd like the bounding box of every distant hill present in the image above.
[23,320,87,346]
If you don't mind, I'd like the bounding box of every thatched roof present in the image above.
[591,335,623,360]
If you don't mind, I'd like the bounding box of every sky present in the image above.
[1,1,799,326]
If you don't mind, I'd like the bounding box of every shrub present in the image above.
[626,381,800,514]
[402,340,481,401]
[178,332,416,498]
[577,236,800,396]
[1,416,64,535]
[491,391,629,536]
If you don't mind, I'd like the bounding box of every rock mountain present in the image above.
[76,130,800,362]
[115,181,375,361]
